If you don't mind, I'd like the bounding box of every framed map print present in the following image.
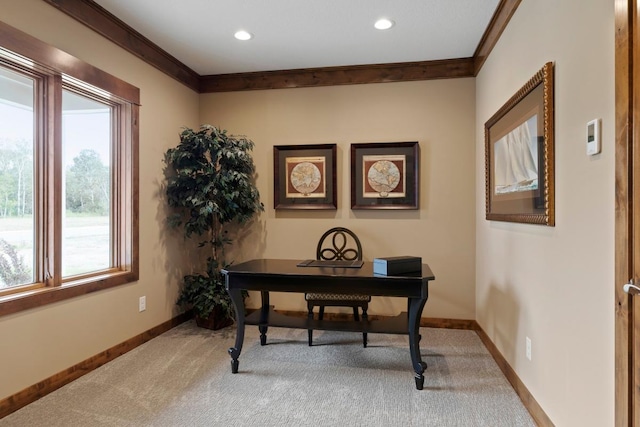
[350,142,419,210]
[273,144,337,209]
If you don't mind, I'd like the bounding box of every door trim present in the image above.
[615,0,636,425]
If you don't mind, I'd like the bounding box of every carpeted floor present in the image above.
[1,321,535,426]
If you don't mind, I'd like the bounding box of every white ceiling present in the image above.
[93,0,500,76]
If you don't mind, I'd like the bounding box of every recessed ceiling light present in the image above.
[234,30,253,41]
[374,18,395,30]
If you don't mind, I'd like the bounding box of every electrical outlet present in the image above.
[139,296,146,312]
[526,336,532,361]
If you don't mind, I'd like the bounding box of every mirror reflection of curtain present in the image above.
[494,115,538,193]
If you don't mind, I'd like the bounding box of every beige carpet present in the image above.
[1,321,535,426]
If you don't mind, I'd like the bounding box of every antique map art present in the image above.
[362,154,406,198]
[285,156,326,198]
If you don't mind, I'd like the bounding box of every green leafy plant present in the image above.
[165,125,263,327]
[0,238,31,288]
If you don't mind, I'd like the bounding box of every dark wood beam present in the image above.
[473,0,522,75]
[199,58,475,93]
[41,0,201,92]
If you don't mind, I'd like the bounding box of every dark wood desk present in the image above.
[221,258,435,390]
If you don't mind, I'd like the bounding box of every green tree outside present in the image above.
[65,149,109,215]
[0,139,33,217]
[0,145,110,288]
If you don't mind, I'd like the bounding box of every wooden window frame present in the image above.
[0,21,139,317]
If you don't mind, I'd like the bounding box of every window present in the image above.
[61,89,112,277]
[0,67,35,291]
[0,21,139,316]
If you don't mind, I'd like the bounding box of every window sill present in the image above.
[0,270,138,318]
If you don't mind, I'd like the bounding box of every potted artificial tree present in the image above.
[164,124,263,329]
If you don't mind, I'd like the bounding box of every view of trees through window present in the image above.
[0,24,138,312]
[0,72,112,289]
[61,89,111,277]
[0,138,33,289]
[0,66,35,290]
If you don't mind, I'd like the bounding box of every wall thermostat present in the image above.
[586,119,601,156]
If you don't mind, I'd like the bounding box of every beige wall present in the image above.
[200,79,477,319]
[475,0,615,426]
[0,0,199,400]
[1,0,477,403]
[1,2,617,425]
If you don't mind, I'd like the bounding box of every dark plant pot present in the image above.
[195,307,234,330]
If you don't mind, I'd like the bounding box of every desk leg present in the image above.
[259,291,270,346]
[227,288,245,374]
[408,297,428,390]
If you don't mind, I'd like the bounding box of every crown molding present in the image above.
[41,0,520,93]
[199,58,475,93]
[473,0,522,75]
[42,0,201,92]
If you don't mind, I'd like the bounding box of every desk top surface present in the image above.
[222,258,435,281]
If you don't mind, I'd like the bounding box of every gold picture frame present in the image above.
[485,62,555,226]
